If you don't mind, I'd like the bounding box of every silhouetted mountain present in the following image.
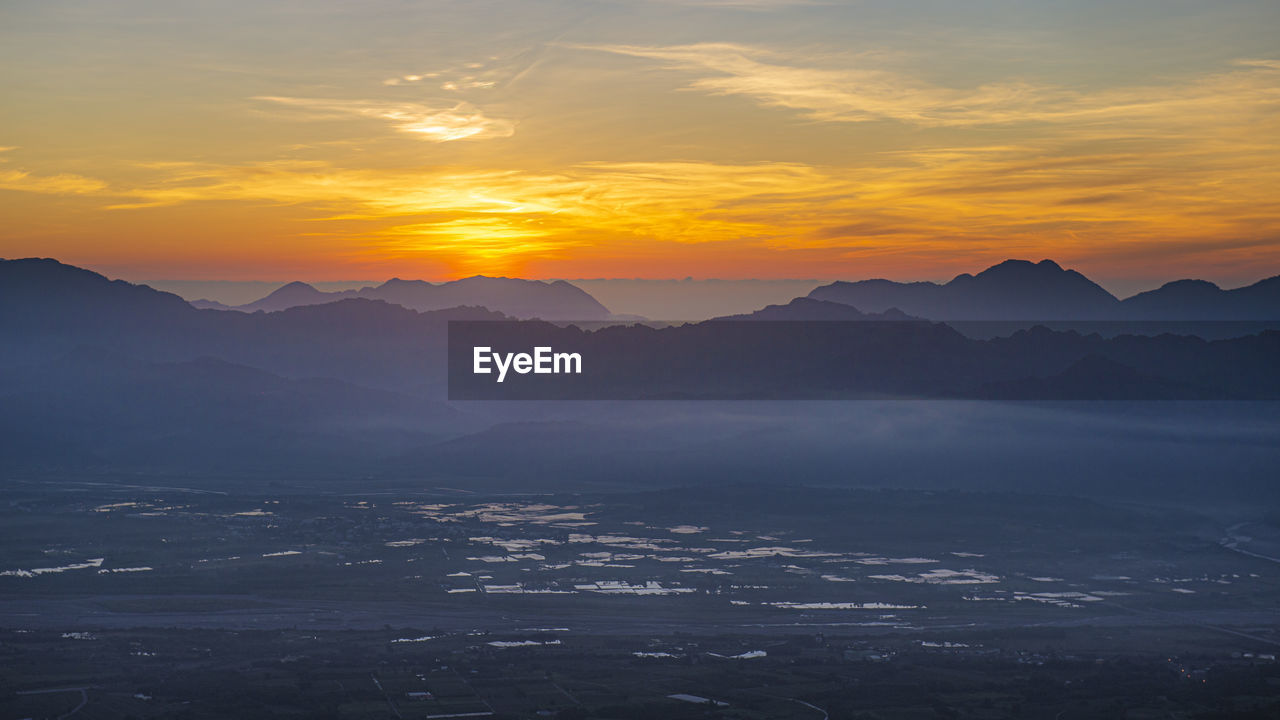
[371,276,611,320]
[809,259,1120,319]
[712,297,918,321]
[0,257,197,332]
[238,280,345,312]
[808,259,1280,320]
[9,259,1280,402]
[1120,276,1280,319]
[0,264,606,474]
[189,298,234,310]
[0,258,507,391]
[5,259,1280,491]
[198,274,613,320]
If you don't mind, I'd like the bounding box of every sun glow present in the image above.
[2,2,1278,284]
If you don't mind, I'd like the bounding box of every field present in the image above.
[2,481,1279,718]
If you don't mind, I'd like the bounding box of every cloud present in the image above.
[383,73,441,86]
[0,169,108,195]
[97,139,1279,264]
[576,43,1052,126]
[383,69,495,90]
[375,218,580,269]
[106,160,832,238]
[12,63,1278,277]
[253,96,515,142]
[578,43,1280,129]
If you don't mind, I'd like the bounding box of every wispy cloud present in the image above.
[6,144,1278,279]
[382,62,498,90]
[579,43,1280,129]
[94,141,1279,269]
[253,96,515,142]
[0,169,108,195]
[374,218,579,272]
[382,73,440,86]
[9,76,1279,277]
[105,160,831,240]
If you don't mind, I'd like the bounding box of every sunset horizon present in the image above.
[4,1,1279,291]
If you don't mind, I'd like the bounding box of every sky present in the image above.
[2,0,1278,293]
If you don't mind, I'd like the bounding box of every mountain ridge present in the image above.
[5,257,1280,480]
[711,297,919,321]
[190,273,614,320]
[808,258,1280,320]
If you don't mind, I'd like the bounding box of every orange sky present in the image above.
[2,1,1279,292]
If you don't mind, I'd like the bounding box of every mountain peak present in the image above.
[1157,279,1221,292]
[1121,274,1280,318]
[272,280,319,294]
[810,258,1118,319]
[237,280,336,312]
[379,277,432,288]
[974,258,1066,278]
[0,257,195,331]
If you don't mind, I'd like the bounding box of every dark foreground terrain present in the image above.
[2,482,1278,718]
[5,623,1280,720]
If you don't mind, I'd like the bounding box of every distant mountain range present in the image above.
[191,275,613,320]
[1119,277,1280,319]
[808,259,1280,320]
[711,297,918,321]
[180,258,1280,322]
[0,258,504,391]
[3,257,1279,486]
[0,258,493,472]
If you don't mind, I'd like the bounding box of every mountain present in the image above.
[189,298,234,310]
[1120,276,1280,319]
[0,260,492,473]
[196,275,613,320]
[808,259,1280,320]
[0,258,507,392]
[237,280,349,313]
[5,258,1280,488]
[8,259,1279,402]
[711,297,918,321]
[0,257,197,332]
[808,259,1120,320]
